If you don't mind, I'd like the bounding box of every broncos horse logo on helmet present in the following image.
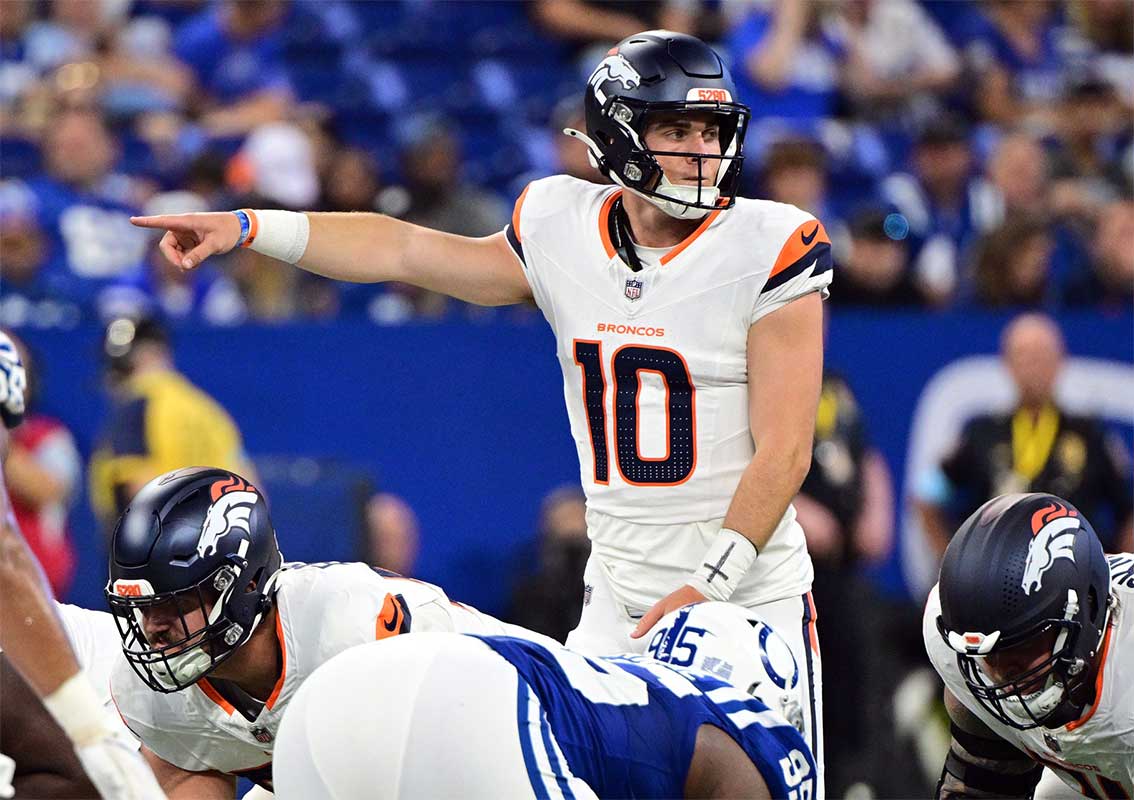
[106,467,283,693]
[936,493,1112,730]
[565,30,750,220]
[1021,502,1080,595]
[197,476,259,558]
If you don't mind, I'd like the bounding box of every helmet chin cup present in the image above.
[153,647,214,689]
[633,177,718,220]
[563,127,715,220]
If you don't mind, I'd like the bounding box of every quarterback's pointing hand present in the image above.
[131,212,242,271]
[630,584,707,639]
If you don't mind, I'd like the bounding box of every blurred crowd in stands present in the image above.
[1,0,1131,327]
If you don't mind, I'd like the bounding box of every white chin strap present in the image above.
[564,128,715,220]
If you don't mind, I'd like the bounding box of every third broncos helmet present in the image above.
[565,30,750,220]
[936,494,1112,729]
[106,467,283,692]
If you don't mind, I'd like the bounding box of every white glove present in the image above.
[75,730,167,800]
[43,673,166,800]
[0,751,15,799]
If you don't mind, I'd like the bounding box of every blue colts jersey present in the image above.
[475,636,816,800]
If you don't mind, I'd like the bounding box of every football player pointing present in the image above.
[131,30,831,788]
[924,493,1133,798]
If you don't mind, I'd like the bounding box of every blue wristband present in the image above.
[233,210,251,247]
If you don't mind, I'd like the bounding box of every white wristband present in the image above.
[42,672,111,748]
[687,528,759,602]
[239,209,310,264]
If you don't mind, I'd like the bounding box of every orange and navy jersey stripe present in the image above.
[762,220,832,294]
[505,183,531,266]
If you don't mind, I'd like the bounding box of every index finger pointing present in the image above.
[130,215,194,230]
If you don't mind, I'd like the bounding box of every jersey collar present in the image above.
[598,189,726,268]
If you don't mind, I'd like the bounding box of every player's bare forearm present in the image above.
[0,503,81,697]
[723,437,811,551]
[299,213,532,306]
[131,210,533,307]
[144,748,234,799]
[725,293,824,550]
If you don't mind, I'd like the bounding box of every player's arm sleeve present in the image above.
[751,217,834,324]
[936,689,1042,799]
[502,177,568,322]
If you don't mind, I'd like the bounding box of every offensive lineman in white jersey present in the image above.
[105,467,521,799]
[924,493,1133,799]
[129,30,831,787]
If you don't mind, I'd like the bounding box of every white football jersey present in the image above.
[110,562,514,790]
[507,176,832,608]
[55,603,123,710]
[923,553,1134,798]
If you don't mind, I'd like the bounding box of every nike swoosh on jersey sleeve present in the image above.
[762,220,832,294]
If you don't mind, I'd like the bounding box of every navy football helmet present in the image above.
[565,30,750,219]
[936,494,1112,729]
[106,467,283,692]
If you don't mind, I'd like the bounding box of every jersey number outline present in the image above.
[573,340,696,486]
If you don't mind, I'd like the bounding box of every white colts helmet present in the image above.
[646,602,804,733]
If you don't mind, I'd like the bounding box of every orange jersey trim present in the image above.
[805,592,820,655]
[198,678,235,716]
[770,221,830,279]
[1065,620,1115,731]
[264,612,288,710]
[659,205,725,266]
[511,184,531,242]
[598,190,622,259]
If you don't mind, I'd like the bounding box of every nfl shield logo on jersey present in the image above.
[624,278,643,301]
[251,725,273,744]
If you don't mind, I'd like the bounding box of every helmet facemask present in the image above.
[567,97,749,220]
[108,547,279,693]
[942,589,1105,730]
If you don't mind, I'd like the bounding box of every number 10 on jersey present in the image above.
[573,340,696,486]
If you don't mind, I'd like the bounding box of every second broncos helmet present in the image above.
[565,30,750,220]
[936,494,1112,729]
[106,467,283,693]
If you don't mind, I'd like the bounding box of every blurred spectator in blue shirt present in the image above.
[0,179,83,329]
[841,0,961,128]
[759,137,839,227]
[964,0,1077,129]
[1068,0,1134,109]
[972,129,1097,298]
[373,115,507,319]
[726,0,848,135]
[0,0,41,107]
[173,0,295,138]
[23,106,150,316]
[1063,199,1134,313]
[1048,75,1131,213]
[881,115,981,304]
[532,0,700,70]
[829,206,926,307]
[972,213,1055,308]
